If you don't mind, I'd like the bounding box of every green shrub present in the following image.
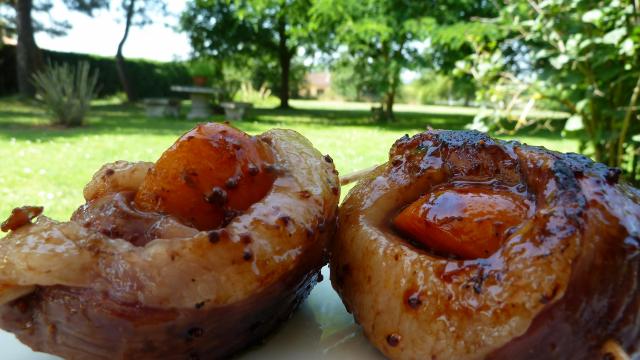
[32,61,99,127]
[0,45,192,98]
[401,71,476,106]
[188,58,218,78]
[234,82,279,107]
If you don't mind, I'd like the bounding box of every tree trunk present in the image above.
[15,0,40,98]
[115,0,136,102]
[381,65,400,121]
[382,88,396,121]
[277,17,291,110]
[464,94,471,107]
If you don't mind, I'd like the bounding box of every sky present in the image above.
[34,0,191,62]
[30,0,418,82]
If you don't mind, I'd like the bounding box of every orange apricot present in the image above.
[134,123,276,230]
[393,186,528,259]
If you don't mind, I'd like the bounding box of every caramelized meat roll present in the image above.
[331,130,639,360]
[0,124,340,359]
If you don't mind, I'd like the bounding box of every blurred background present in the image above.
[0,0,639,220]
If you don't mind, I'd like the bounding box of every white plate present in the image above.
[0,266,384,360]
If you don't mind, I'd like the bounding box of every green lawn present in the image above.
[0,97,578,221]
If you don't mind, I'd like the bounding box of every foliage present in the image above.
[428,19,505,72]
[312,0,498,121]
[115,0,166,27]
[330,53,397,104]
[455,39,544,135]
[181,0,321,108]
[0,9,9,39]
[234,81,279,107]
[248,56,307,99]
[402,70,476,105]
[50,50,191,99]
[312,0,430,119]
[114,0,168,102]
[1,0,109,97]
[0,0,108,38]
[187,58,218,78]
[330,58,362,101]
[457,0,640,178]
[0,45,191,98]
[32,61,99,126]
[213,62,243,103]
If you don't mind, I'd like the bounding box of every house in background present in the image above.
[2,33,16,46]
[300,71,330,98]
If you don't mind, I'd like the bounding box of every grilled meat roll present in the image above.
[0,123,340,359]
[331,130,639,360]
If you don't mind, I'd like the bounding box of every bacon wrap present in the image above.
[331,130,639,360]
[0,129,340,359]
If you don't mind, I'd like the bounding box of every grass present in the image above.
[0,97,579,221]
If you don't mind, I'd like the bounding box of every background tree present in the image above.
[312,0,432,120]
[181,0,320,109]
[312,0,498,120]
[15,0,39,97]
[115,0,166,102]
[401,70,477,106]
[458,0,640,177]
[0,0,107,97]
[330,58,364,101]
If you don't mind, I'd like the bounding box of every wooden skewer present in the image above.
[602,340,630,360]
[340,165,378,186]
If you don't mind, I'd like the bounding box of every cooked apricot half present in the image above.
[393,186,528,259]
[134,123,276,230]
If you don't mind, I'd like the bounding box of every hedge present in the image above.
[0,45,191,98]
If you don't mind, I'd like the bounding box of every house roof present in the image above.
[1,35,17,46]
[305,72,331,88]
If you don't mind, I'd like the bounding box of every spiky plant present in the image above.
[32,62,99,127]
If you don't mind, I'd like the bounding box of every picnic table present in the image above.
[170,85,220,119]
[142,98,182,118]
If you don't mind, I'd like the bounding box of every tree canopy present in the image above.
[457,0,640,173]
[114,0,167,102]
[180,0,499,115]
[181,0,320,108]
[311,0,498,120]
[0,0,108,97]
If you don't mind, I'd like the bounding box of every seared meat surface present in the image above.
[0,124,340,359]
[331,130,639,360]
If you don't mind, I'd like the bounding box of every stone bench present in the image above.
[220,102,253,121]
[143,98,182,118]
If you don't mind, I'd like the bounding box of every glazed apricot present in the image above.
[393,186,528,259]
[134,123,276,230]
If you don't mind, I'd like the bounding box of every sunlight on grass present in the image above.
[0,98,577,221]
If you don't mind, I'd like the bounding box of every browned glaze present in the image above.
[331,130,639,360]
[0,206,43,232]
[393,183,530,259]
[0,126,340,359]
[134,123,276,230]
